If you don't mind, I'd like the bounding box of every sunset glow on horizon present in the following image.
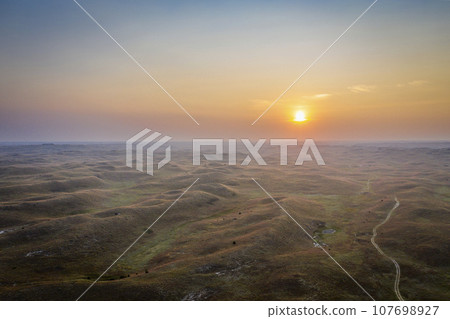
[0,0,449,142]
[294,110,307,122]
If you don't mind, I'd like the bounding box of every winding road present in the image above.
[370,196,405,301]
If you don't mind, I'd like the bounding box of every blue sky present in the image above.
[1,0,449,141]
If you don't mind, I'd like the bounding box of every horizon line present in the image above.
[1,139,449,145]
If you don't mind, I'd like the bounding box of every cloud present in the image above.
[302,93,331,99]
[407,80,429,87]
[396,80,429,88]
[348,85,376,93]
[248,98,272,109]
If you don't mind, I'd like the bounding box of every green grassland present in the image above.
[0,143,448,300]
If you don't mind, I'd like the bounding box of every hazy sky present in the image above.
[1,0,449,141]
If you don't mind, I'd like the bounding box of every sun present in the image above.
[294,110,307,122]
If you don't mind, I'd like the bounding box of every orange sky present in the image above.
[0,0,449,141]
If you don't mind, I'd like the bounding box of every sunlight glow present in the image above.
[294,110,307,122]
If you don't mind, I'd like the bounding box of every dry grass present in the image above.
[0,142,448,300]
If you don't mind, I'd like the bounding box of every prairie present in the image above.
[0,142,448,300]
